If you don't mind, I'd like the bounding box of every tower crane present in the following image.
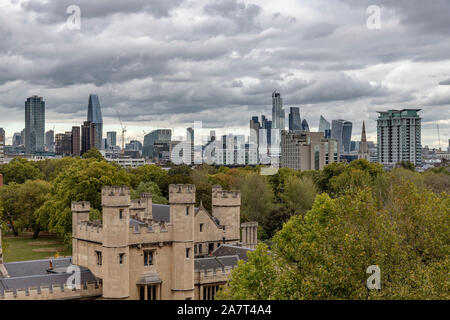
[116,110,127,155]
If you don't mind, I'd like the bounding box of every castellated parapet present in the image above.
[169,184,196,204]
[212,185,241,207]
[101,186,131,207]
[71,201,91,213]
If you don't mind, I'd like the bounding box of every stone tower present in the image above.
[169,184,195,300]
[212,185,241,242]
[101,186,131,299]
[71,201,90,266]
[358,121,370,161]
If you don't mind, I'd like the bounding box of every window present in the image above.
[186,206,190,216]
[147,285,157,300]
[199,244,203,254]
[119,209,124,219]
[208,243,214,254]
[194,245,197,254]
[200,223,204,232]
[95,251,102,266]
[144,251,153,266]
[119,253,125,264]
[186,248,191,258]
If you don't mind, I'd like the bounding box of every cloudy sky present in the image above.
[0,0,449,146]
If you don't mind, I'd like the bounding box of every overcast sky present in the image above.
[0,0,449,146]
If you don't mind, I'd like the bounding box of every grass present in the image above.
[2,232,71,262]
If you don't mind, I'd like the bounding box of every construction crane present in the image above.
[116,110,127,155]
[437,122,441,150]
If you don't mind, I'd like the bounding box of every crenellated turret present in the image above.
[211,185,241,242]
[101,186,130,299]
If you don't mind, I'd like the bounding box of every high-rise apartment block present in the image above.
[72,126,81,157]
[55,132,72,156]
[25,95,45,154]
[81,121,96,155]
[377,109,422,166]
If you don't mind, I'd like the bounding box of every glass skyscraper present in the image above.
[332,119,353,153]
[319,115,331,138]
[87,94,103,150]
[301,119,310,132]
[25,95,45,154]
[271,91,285,131]
[288,107,301,132]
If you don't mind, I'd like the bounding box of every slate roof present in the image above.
[0,258,97,295]
[212,245,255,262]
[194,255,239,271]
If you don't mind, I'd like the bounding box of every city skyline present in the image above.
[0,1,449,147]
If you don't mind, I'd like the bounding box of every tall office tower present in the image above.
[261,115,272,146]
[13,132,22,147]
[301,119,310,132]
[0,128,4,138]
[55,132,72,156]
[377,109,422,166]
[20,129,25,145]
[45,130,55,152]
[87,94,103,150]
[125,140,143,151]
[25,95,45,154]
[143,129,172,160]
[319,115,331,138]
[106,131,117,148]
[72,126,81,157]
[81,121,96,155]
[250,116,261,148]
[358,121,370,161]
[0,131,4,163]
[281,131,339,171]
[185,127,194,165]
[271,91,285,131]
[332,119,352,153]
[288,107,302,132]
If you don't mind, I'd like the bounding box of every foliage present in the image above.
[131,181,168,204]
[0,158,43,185]
[81,148,104,161]
[219,181,449,300]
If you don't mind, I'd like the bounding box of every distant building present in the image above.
[318,115,331,138]
[87,94,103,150]
[45,130,55,152]
[272,91,285,131]
[12,132,22,147]
[377,109,422,166]
[72,126,81,157]
[143,130,172,161]
[0,131,4,163]
[25,95,46,154]
[184,128,194,165]
[106,131,117,148]
[288,107,301,132]
[358,121,370,161]
[126,140,143,151]
[261,115,272,146]
[332,119,352,153]
[55,132,72,156]
[81,121,96,155]
[281,131,339,171]
[301,119,310,132]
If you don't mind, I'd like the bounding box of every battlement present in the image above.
[169,184,196,204]
[130,199,146,210]
[77,221,103,243]
[71,201,91,212]
[140,192,153,199]
[0,280,102,300]
[128,221,173,244]
[194,265,236,284]
[101,186,131,207]
[212,186,240,206]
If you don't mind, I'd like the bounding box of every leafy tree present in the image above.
[219,181,449,300]
[131,181,168,204]
[81,148,104,161]
[128,165,169,195]
[36,159,130,245]
[239,173,275,224]
[0,158,43,185]
[281,175,317,216]
[15,180,51,238]
[0,183,21,236]
[397,160,415,171]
